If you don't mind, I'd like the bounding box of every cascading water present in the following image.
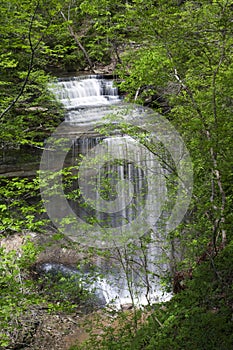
[51,75,120,110]
[47,75,172,308]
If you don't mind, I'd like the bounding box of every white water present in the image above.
[51,76,121,109]
[49,75,172,308]
[38,260,171,309]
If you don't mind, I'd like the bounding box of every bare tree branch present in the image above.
[60,11,95,73]
[0,1,54,120]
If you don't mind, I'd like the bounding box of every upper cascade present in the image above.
[51,75,121,109]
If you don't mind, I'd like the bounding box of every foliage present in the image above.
[111,0,233,265]
[0,237,97,348]
[70,242,233,350]
[0,240,41,347]
[0,176,47,234]
[136,241,233,350]
[35,268,89,313]
[0,0,66,146]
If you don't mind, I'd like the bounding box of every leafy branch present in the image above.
[0,1,56,120]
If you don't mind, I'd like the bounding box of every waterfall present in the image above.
[50,75,120,110]
[47,75,172,308]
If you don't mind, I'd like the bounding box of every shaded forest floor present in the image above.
[23,310,88,350]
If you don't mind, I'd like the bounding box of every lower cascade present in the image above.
[37,259,171,309]
[45,75,172,308]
